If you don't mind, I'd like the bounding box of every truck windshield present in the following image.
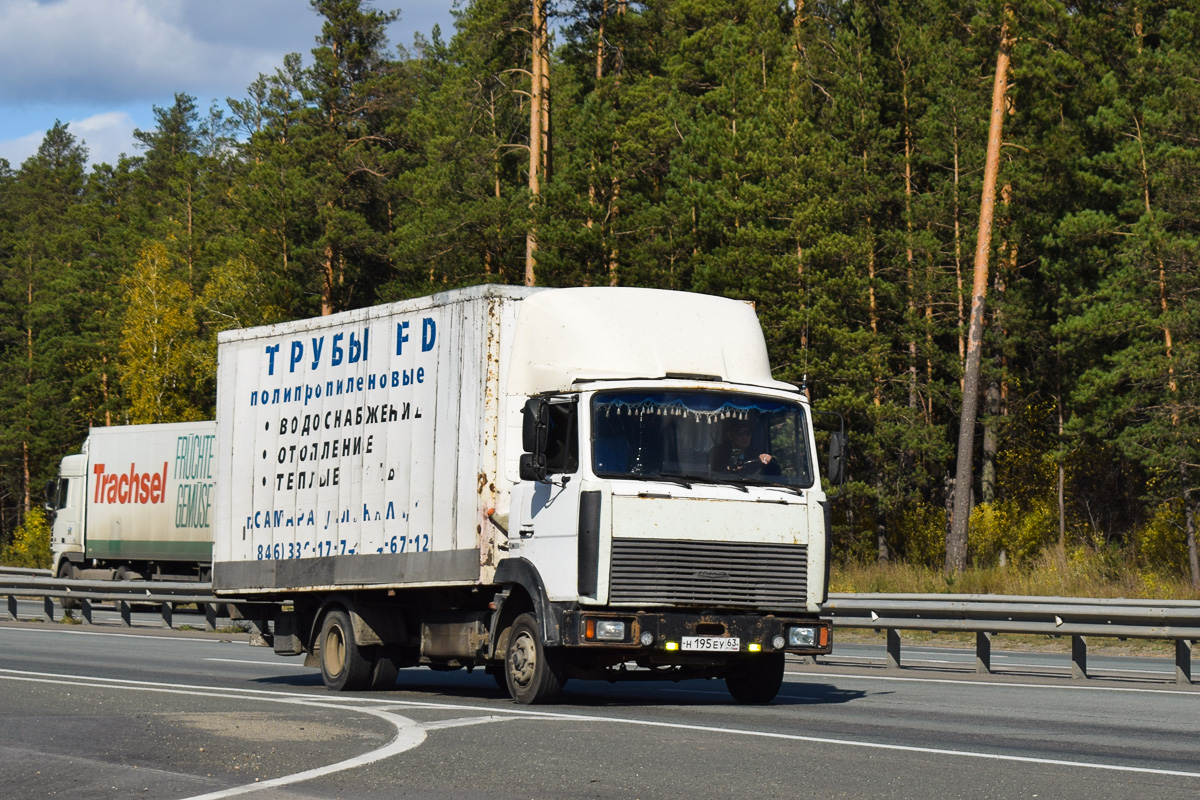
[591,390,814,489]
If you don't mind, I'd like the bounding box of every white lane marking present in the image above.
[16,661,1192,703]
[0,667,383,704]
[828,654,1171,676]
[366,697,1200,780]
[177,706,425,800]
[835,649,1174,668]
[204,657,314,669]
[5,668,1199,781]
[1014,666,1172,677]
[419,715,510,731]
[0,625,226,644]
[785,668,1200,696]
[0,669,427,800]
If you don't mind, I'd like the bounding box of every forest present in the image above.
[0,0,1197,589]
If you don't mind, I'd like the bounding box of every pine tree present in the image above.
[382,0,534,296]
[1062,3,1200,586]
[0,124,94,528]
[132,94,243,295]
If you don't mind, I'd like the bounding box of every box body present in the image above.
[213,285,532,592]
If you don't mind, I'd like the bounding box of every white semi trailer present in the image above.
[213,285,842,703]
[49,421,217,583]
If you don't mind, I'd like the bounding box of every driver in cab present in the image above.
[710,420,780,477]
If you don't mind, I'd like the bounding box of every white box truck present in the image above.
[213,285,841,703]
[49,421,217,583]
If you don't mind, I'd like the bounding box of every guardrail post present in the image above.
[161,602,174,629]
[43,596,56,623]
[119,600,131,627]
[1176,640,1192,685]
[243,616,271,647]
[205,603,217,631]
[976,631,992,674]
[886,629,902,669]
[81,599,93,625]
[6,595,15,621]
[1071,635,1088,679]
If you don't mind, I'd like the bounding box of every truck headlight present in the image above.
[584,618,627,642]
[787,626,816,647]
[596,620,626,641]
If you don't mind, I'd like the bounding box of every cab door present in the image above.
[510,397,582,601]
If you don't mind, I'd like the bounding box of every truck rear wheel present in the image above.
[725,653,785,704]
[318,609,371,691]
[505,613,564,704]
[367,651,399,691]
[57,562,80,611]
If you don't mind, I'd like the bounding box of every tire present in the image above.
[367,651,399,691]
[57,562,80,611]
[725,653,785,704]
[504,613,564,704]
[318,609,372,691]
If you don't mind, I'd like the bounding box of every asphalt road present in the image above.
[2,620,1199,800]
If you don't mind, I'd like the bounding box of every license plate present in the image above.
[681,636,740,652]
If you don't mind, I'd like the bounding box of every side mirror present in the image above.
[521,398,551,484]
[522,398,549,454]
[827,431,848,486]
[519,453,547,483]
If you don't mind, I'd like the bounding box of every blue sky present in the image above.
[0,0,456,169]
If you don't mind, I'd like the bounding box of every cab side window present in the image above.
[544,403,579,474]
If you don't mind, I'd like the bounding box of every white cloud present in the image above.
[0,128,42,169]
[0,0,455,168]
[71,111,140,167]
[0,0,293,104]
[0,111,137,169]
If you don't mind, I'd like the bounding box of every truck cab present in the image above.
[490,288,835,702]
[512,382,824,609]
[48,452,88,580]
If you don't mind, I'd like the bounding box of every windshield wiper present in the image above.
[651,471,701,489]
[731,475,804,496]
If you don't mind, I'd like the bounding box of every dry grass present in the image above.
[830,627,1192,657]
[830,551,1200,600]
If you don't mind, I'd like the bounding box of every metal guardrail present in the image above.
[0,567,52,577]
[824,592,1199,685]
[2,578,1196,685]
[0,575,260,633]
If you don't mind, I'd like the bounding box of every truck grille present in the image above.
[609,539,808,608]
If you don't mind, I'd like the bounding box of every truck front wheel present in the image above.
[725,653,785,704]
[318,609,371,691]
[505,613,564,704]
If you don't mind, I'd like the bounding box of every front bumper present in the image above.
[561,609,832,656]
